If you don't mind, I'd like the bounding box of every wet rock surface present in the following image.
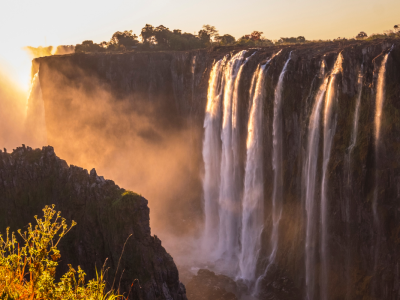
[186,269,240,300]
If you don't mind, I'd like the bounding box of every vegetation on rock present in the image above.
[74,24,280,52]
[72,22,400,54]
[0,205,121,300]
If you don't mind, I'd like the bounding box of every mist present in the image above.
[0,47,207,280]
[0,71,26,150]
[31,58,205,244]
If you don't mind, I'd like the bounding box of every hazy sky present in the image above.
[0,0,399,89]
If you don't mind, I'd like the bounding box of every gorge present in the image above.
[4,38,400,299]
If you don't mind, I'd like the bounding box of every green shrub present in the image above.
[0,205,121,300]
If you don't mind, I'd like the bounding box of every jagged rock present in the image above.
[256,265,301,300]
[0,146,186,300]
[186,269,239,300]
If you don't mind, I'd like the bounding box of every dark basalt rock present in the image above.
[0,145,187,300]
[186,269,239,300]
[256,265,301,300]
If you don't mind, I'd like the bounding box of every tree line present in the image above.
[75,24,308,53]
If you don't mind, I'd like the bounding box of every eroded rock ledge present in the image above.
[0,145,187,300]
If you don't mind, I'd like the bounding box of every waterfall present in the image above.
[25,71,47,148]
[239,51,282,286]
[202,58,226,256]
[344,63,364,300]
[372,50,391,296]
[373,49,392,226]
[374,53,390,144]
[320,53,343,300]
[238,63,266,283]
[347,65,364,168]
[217,50,248,268]
[266,52,292,273]
[232,51,256,131]
[304,60,329,300]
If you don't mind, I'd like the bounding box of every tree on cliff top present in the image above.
[198,29,211,44]
[140,24,155,44]
[356,31,368,39]
[75,40,106,53]
[110,30,139,48]
[201,25,219,41]
[139,24,205,50]
[250,31,263,41]
[276,36,306,44]
[154,25,170,47]
[215,34,236,45]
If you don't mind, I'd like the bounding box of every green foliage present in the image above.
[198,29,210,45]
[356,31,368,39]
[201,25,218,40]
[74,22,400,54]
[121,191,141,198]
[112,190,141,207]
[235,31,274,46]
[154,25,170,48]
[140,24,155,45]
[75,41,106,53]
[0,205,121,300]
[110,30,138,49]
[276,36,307,44]
[365,30,400,41]
[215,34,236,46]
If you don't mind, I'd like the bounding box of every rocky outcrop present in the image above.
[0,145,187,300]
[186,269,239,300]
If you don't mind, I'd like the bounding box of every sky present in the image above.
[0,0,399,90]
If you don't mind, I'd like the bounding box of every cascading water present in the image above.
[198,43,398,300]
[304,60,329,300]
[25,71,47,148]
[372,50,391,295]
[347,65,364,185]
[373,48,392,225]
[265,52,292,273]
[344,63,364,300]
[239,51,283,286]
[202,58,226,255]
[238,63,266,283]
[217,50,248,269]
[248,66,259,107]
[374,53,390,145]
[232,52,256,131]
[320,53,343,300]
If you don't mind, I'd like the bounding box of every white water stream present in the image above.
[304,60,329,300]
[320,53,343,300]
[238,63,266,283]
[265,52,292,273]
[202,58,226,255]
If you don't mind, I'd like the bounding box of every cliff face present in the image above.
[0,146,187,300]
[33,39,400,300]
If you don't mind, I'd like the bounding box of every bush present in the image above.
[0,205,121,300]
[276,36,307,44]
[75,40,106,53]
[356,31,368,39]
